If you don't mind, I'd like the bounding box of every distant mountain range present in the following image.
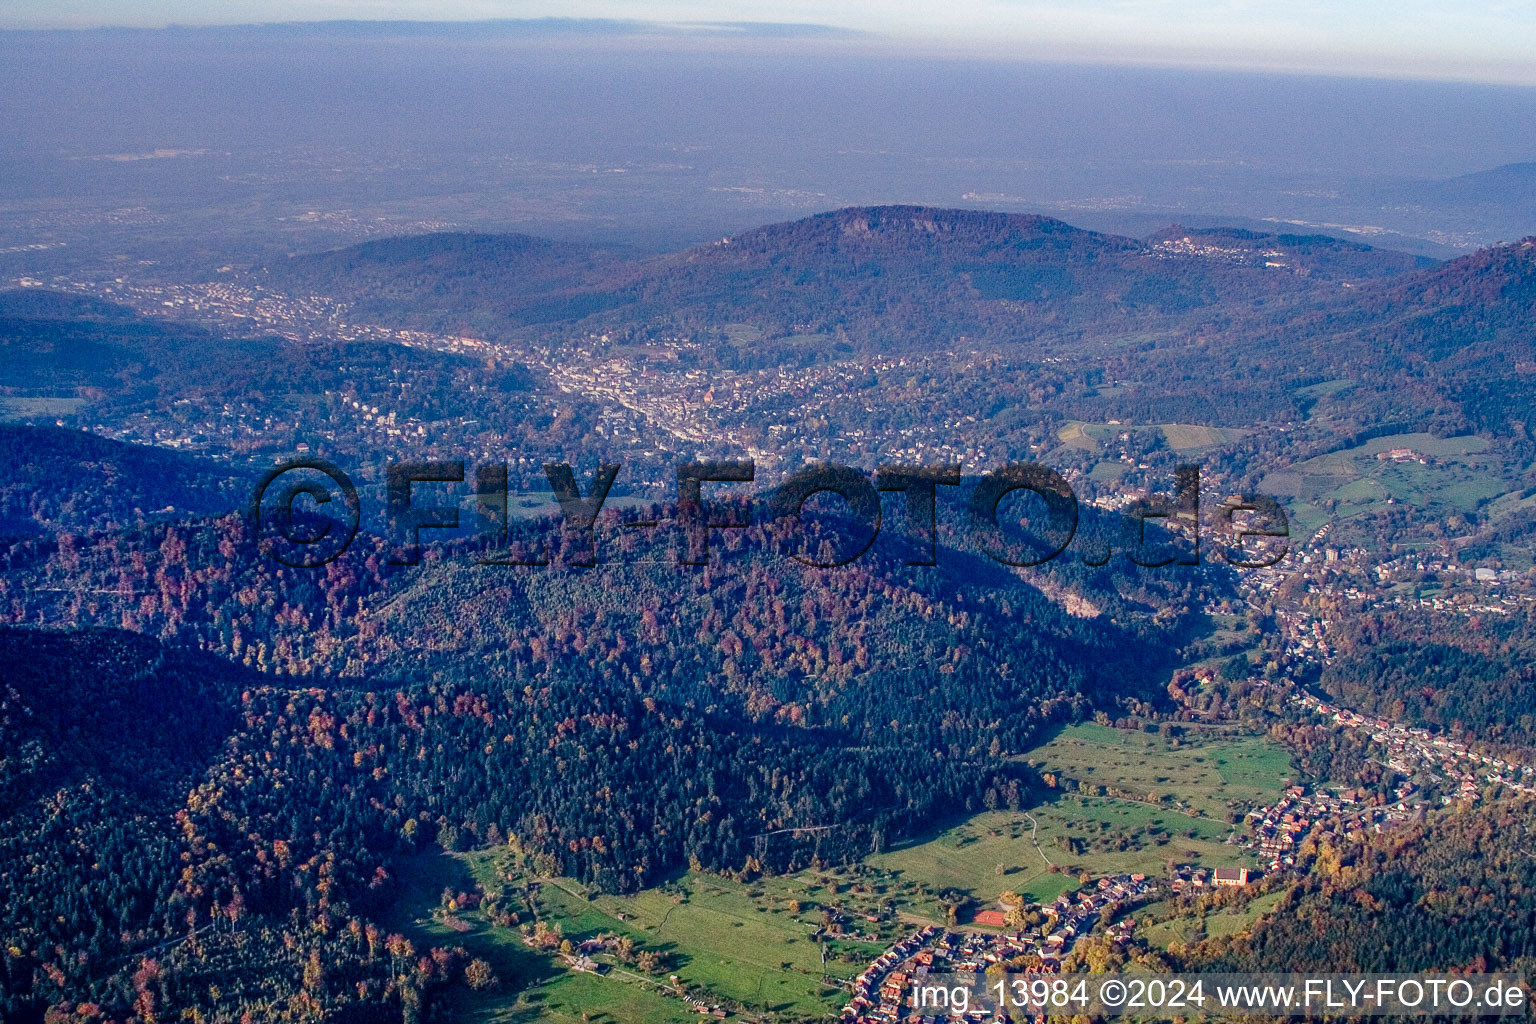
[262,206,1441,350]
[1,18,862,40]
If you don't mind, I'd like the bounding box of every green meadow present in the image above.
[869,799,1254,908]
[384,851,935,1024]
[869,723,1285,906]
[1260,432,1505,535]
[1056,420,1248,455]
[1025,722,1292,820]
[1135,890,1286,951]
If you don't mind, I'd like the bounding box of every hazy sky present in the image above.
[1,1,1535,84]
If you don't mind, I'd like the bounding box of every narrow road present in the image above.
[1022,811,1054,868]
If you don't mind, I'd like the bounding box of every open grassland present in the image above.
[0,396,87,420]
[1056,421,1108,451]
[504,490,655,520]
[1135,890,1285,951]
[386,852,940,1024]
[384,841,989,1024]
[379,853,860,1024]
[381,722,1289,1021]
[520,971,699,1024]
[869,799,1253,907]
[1294,378,1355,400]
[513,869,860,1018]
[1087,460,1128,483]
[1261,432,1506,534]
[1025,723,1292,820]
[1159,423,1249,452]
[870,723,1285,905]
[1056,420,1247,455]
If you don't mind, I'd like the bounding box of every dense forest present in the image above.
[0,425,1194,1020]
[0,401,1238,1021]
[1319,611,1536,747]
[0,612,1047,1020]
[0,628,437,1023]
[1193,797,1536,975]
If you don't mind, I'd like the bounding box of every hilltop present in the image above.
[258,205,1438,351]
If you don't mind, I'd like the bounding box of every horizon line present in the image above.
[0,17,1534,89]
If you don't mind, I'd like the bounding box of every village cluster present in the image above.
[1238,781,1410,874]
[1293,693,1536,799]
[1246,530,1536,669]
[1223,688,1536,875]
[840,874,1159,1024]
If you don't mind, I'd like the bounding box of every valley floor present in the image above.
[386,723,1296,1024]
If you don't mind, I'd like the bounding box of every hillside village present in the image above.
[840,873,1158,1024]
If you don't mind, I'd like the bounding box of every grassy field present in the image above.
[1025,723,1292,820]
[1260,432,1506,535]
[869,798,1254,908]
[507,868,865,1018]
[383,850,936,1024]
[521,970,698,1024]
[380,723,1291,1020]
[1136,891,1285,951]
[1087,460,1129,483]
[1057,421,1113,451]
[1159,424,1249,452]
[1294,378,1356,400]
[868,724,1286,906]
[503,491,656,521]
[1056,420,1247,455]
[0,396,86,420]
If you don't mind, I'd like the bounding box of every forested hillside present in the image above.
[0,628,415,1023]
[1321,612,1536,747]
[1193,797,1536,974]
[0,424,247,535]
[260,207,1436,352]
[0,433,1202,1020]
[0,596,1057,1020]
